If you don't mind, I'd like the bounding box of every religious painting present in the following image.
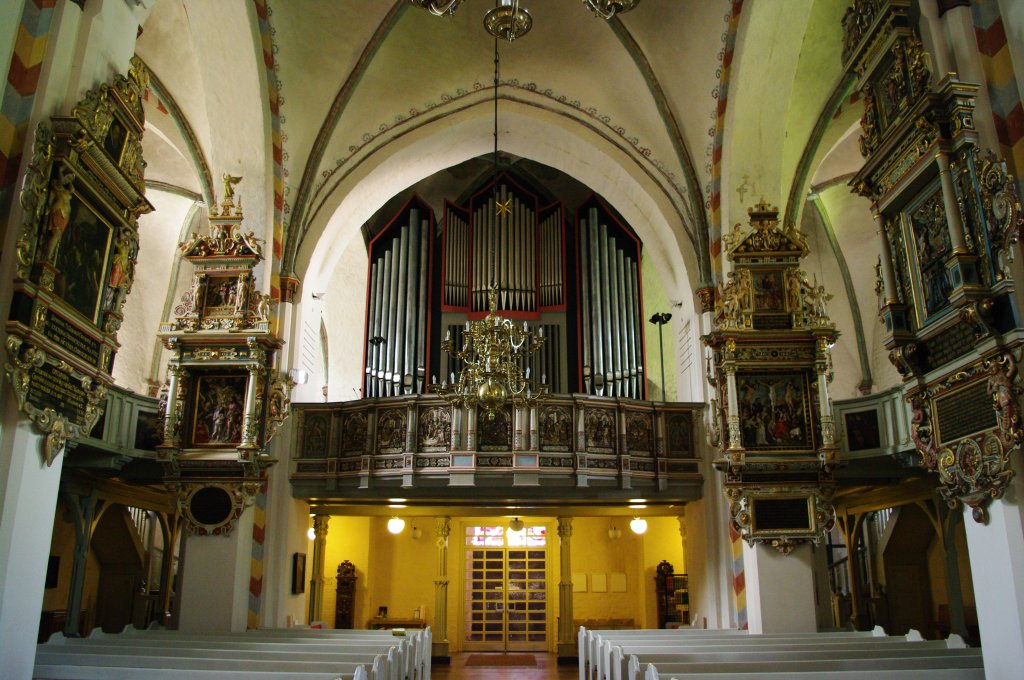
[52,190,113,324]
[103,115,129,164]
[626,412,653,455]
[479,407,511,451]
[203,275,240,318]
[418,406,451,452]
[291,553,306,595]
[189,374,247,447]
[539,405,573,451]
[843,409,881,452]
[133,410,162,451]
[907,184,952,321]
[736,371,815,451]
[666,412,693,457]
[340,412,367,455]
[584,408,616,452]
[751,269,785,312]
[377,409,406,453]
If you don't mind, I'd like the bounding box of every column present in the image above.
[158,513,182,626]
[724,368,741,452]
[875,214,899,305]
[742,541,817,634]
[308,514,329,624]
[60,490,100,636]
[963,472,1024,680]
[936,151,968,254]
[433,517,451,660]
[556,516,575,658]
[940,3,1001,152]
[177,506,255,633]
[0,405,64,679]
[940,507,968,640]
[466,407,477,451]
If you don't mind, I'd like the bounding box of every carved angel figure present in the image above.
[987,355,1020,442]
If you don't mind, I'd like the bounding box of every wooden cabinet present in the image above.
[654,560,689,628]
[334,561,356,629]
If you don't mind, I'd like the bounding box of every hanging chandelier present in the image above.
[430,35,547,419]
[408,0,640,41]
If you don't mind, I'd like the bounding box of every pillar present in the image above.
[963,473,1024,680]
[0,406,64,678]
[433,516,451,660]
[557,516,575,658]
[940,507,968,641]
[875,213,899,305]
[177,506,255,632]
[158,513,182,626]
[308,514,329,624]
[60,490,100,636]
[742,541,817,634]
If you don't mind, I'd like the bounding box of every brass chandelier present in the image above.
[408,0,640,41]
[430,30,547,419]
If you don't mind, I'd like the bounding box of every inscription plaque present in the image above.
[934,380,997,444]
[27,363,89,428]
[751,497,812,533]
[42,309,101,367]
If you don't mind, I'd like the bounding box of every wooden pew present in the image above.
[38,630,399,680]
[578,626,749,680]
[626,647,983,680]
[100,626,427,680]
[642,664,984,680]
[586,627,897,680]
[34,652,375,680]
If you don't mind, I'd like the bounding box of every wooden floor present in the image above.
[433,653,577,679]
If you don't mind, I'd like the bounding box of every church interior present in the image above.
[2,1,1024,679]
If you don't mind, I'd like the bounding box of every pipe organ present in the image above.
[577,199,645,399]
[363,197,432,397]
[361,172,646,398]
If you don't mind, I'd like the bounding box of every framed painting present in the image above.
[292,553,306,595]
[133,410,162,451]
[843,409,882,452]
[903,180,953,325]
[752,269,785,312]
[189,374,248,447]
[736,371,815,451]
[52,189,114,324]
[203,275,240,318]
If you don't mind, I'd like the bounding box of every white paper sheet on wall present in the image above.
[592,573,607,593]
[610,572,627,592]
[572,573,587,592]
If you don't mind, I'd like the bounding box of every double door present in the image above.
[463,525,547,651]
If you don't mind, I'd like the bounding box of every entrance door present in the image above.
[463,524,547,651]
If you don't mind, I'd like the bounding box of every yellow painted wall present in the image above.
[641,517,686,628]
[366,517,436,625]
[570,517,645,626]
[320,516,371,628]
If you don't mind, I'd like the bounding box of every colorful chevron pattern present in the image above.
[0,0,56,213]
[708,0,744,280]
[253,0,286,304]
[729,521,748,629]
[247,478,269,629]
[972,0,1024,179]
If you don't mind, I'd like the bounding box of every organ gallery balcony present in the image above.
[289,394,704,504]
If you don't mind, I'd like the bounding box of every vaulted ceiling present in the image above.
[135,1,854,302]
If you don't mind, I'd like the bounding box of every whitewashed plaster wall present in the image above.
[321,234,370,402]
[114,191,198,393]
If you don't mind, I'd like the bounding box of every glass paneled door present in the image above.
[463,524,548,651]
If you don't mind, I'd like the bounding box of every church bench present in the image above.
[579,626,749,680]
[89,627,425,680]
[33,649,388,680]
[623,646,983,680]
[584,628,911,680]
[33,665,367,680]
[597,635,960,680]
[641,666,985,680]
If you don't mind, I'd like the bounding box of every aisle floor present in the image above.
[432,653,577,680]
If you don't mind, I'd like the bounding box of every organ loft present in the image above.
[2,1,1024,679]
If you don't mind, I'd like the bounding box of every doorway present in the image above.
[462,524,548,651]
